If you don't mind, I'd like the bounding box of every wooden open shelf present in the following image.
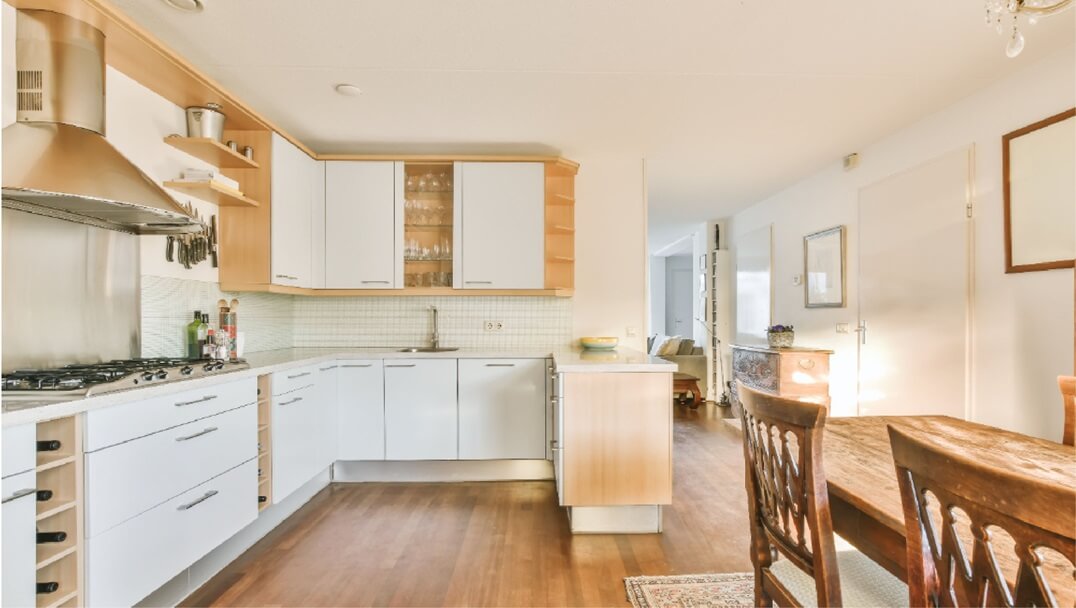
[163,180,260,208]
[36,508,78,569]
[164,135,260,169]
[36,418,77,469]
[257,375,272,511]
[544,162,577,290]
[33,415,83,608]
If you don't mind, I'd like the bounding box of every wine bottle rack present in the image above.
[35,416,83,608]
[257,374,273,511]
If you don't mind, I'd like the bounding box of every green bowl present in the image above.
[580,337,619,350]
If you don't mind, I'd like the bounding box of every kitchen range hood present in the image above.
[2,10,202,235]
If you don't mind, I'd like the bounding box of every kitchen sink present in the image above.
[397,347,459,353]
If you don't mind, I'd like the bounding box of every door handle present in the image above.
[286,371,311,379]
[465,281,493,285]
[341,364,372,368]
[275,274,299,281]
[385,364,416,368]
[854,321,867,345]
[175,426,218,442]
[485,363,516,367]
[280,396,304,406]
[361,280,391,284]
[2,488,36,504]
[177,490,219,511]
[319,365,338,371]
[174,394,217,407]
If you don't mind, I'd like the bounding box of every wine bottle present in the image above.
[258,495,267,503]
[36,490,53,502]
[186,311,203,359]
[36,531,67,544]
[36,440,61,452]
[36,582,59,594]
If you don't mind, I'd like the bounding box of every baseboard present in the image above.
[568,505,663,533]
[333,459,554,482]
[136,468,332,607]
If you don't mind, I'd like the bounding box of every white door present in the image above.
[325,162,402,288]
[337,360,385,460]
[458,359,546,459]
[384,359,457,460]
[2,471,36,608]
[314,363,339,469]
[858,147,971,417]
[271,134,313,287]
[457,162,544,289]
[666,256,693,337]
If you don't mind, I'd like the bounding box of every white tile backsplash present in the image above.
[141,277,574,356]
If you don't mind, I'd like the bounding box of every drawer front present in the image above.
[731,349,779,394]
[85,377,257,452]
[2,424,36,478]
[87,459,256,608]
[85,403,256,538]
[2,470,37,608]
[271,365,317,397]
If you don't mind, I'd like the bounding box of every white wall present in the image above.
[572,156,648,351]
[649,255,666,336]
[728,45,1075,440]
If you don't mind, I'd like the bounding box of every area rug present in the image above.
[624,573,754,608]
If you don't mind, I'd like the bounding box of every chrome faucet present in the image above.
[430,306,439,349]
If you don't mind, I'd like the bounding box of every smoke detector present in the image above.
[843,153,860,171]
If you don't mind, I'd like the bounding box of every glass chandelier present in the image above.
[985,0,1074,57]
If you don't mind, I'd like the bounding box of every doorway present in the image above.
[665,255,693,338]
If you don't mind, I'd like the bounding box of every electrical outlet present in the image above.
[494,321,504,331]
[836,323,850,334]
[484,321,495,331]
[792,274,803,286]
[626,326,637,337]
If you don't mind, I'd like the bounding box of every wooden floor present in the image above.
[183,403,750,607]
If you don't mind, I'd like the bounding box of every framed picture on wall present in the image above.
[804,225,846,308]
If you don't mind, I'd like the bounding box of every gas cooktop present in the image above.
[1,357,249,400]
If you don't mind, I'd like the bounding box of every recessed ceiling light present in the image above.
[335,84,363,97]
[162,0,204,13]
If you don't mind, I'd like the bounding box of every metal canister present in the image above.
[227,140,239,152]
[242,146,254,160]
[185,102,226,142]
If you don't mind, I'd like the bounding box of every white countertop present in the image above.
[2,346,674,427]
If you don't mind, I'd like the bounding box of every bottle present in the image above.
[258,495,267,503]
[203,325,216,359]
[36,582,59,594]
[198,314,210,359]
[186,311,203,359]
[36,531,67,544]
[36,490,53,502]
[36,440,61,452]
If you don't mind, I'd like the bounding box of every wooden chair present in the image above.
[888,424,1076,607]
[1059,375,1075,446]
[737,383,906,607]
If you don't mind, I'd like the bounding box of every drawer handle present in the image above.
[319,365,338,371]
[465,281,492,285]
[280,396,304,406]
[177,490,219,511]
[341,364,372,368]
[361,280,391,284]
[798,359,816,370]
[385,364,416,368]
[174,395,217,407]
[175,426,219,442]
[485,363,516,367]
[287,371,311,379]
[275,274,298,280]
[2,488,36,504]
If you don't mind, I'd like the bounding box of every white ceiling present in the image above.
[110,0,1075,249]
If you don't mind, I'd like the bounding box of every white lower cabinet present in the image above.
[553,372,565,505]
[384,359,458,460]
[87,459,257,608]
[314,363,340,470]
[337,360,386,460]
[458,359,547,459]
[271,383,320,504]
[2,470,37,608]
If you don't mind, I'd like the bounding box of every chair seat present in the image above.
[769,549,907,607]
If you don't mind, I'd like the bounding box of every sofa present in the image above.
[648,335,708,402]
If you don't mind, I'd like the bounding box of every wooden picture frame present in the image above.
[804,226,846,308]
[1002,108,1076,273]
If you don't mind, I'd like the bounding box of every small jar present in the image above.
[242,146,254,159]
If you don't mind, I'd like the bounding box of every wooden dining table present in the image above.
[823,415,1076,605]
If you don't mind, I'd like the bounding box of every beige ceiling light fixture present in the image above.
[162,0,205,13]
[334,84,363,97]
[985,0,1073,57]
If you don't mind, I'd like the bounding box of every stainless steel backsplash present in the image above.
[2,209,139,372]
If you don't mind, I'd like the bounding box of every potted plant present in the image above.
[766,324,795,348]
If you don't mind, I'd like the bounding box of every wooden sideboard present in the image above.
[730,344,833,414]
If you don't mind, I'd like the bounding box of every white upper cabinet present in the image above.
[310,160,327,289]
[271,133,315,288]
[455,162,545,289]
[324,162,403,288]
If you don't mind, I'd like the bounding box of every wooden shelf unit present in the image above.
[164,135,260,169]
[35,416,83,608]
[544,161,577,290]
[163,180,260,208]
[257,374,272,511]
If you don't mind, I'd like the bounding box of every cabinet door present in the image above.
[271,384,317,503]
[325,162,402,288]
[271,133,313,287]
[2,471,36,608]
[458,359,546,459]
[314,363,339,469]
[310,160,327,288]
[457,162,544,289]
[337,360,385,460]
[553,373,564,505]
[384,359,457,460]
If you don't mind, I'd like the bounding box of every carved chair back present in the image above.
[888,424,1076,607]
[1059,375,1075,447]
[737,382,841,607]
